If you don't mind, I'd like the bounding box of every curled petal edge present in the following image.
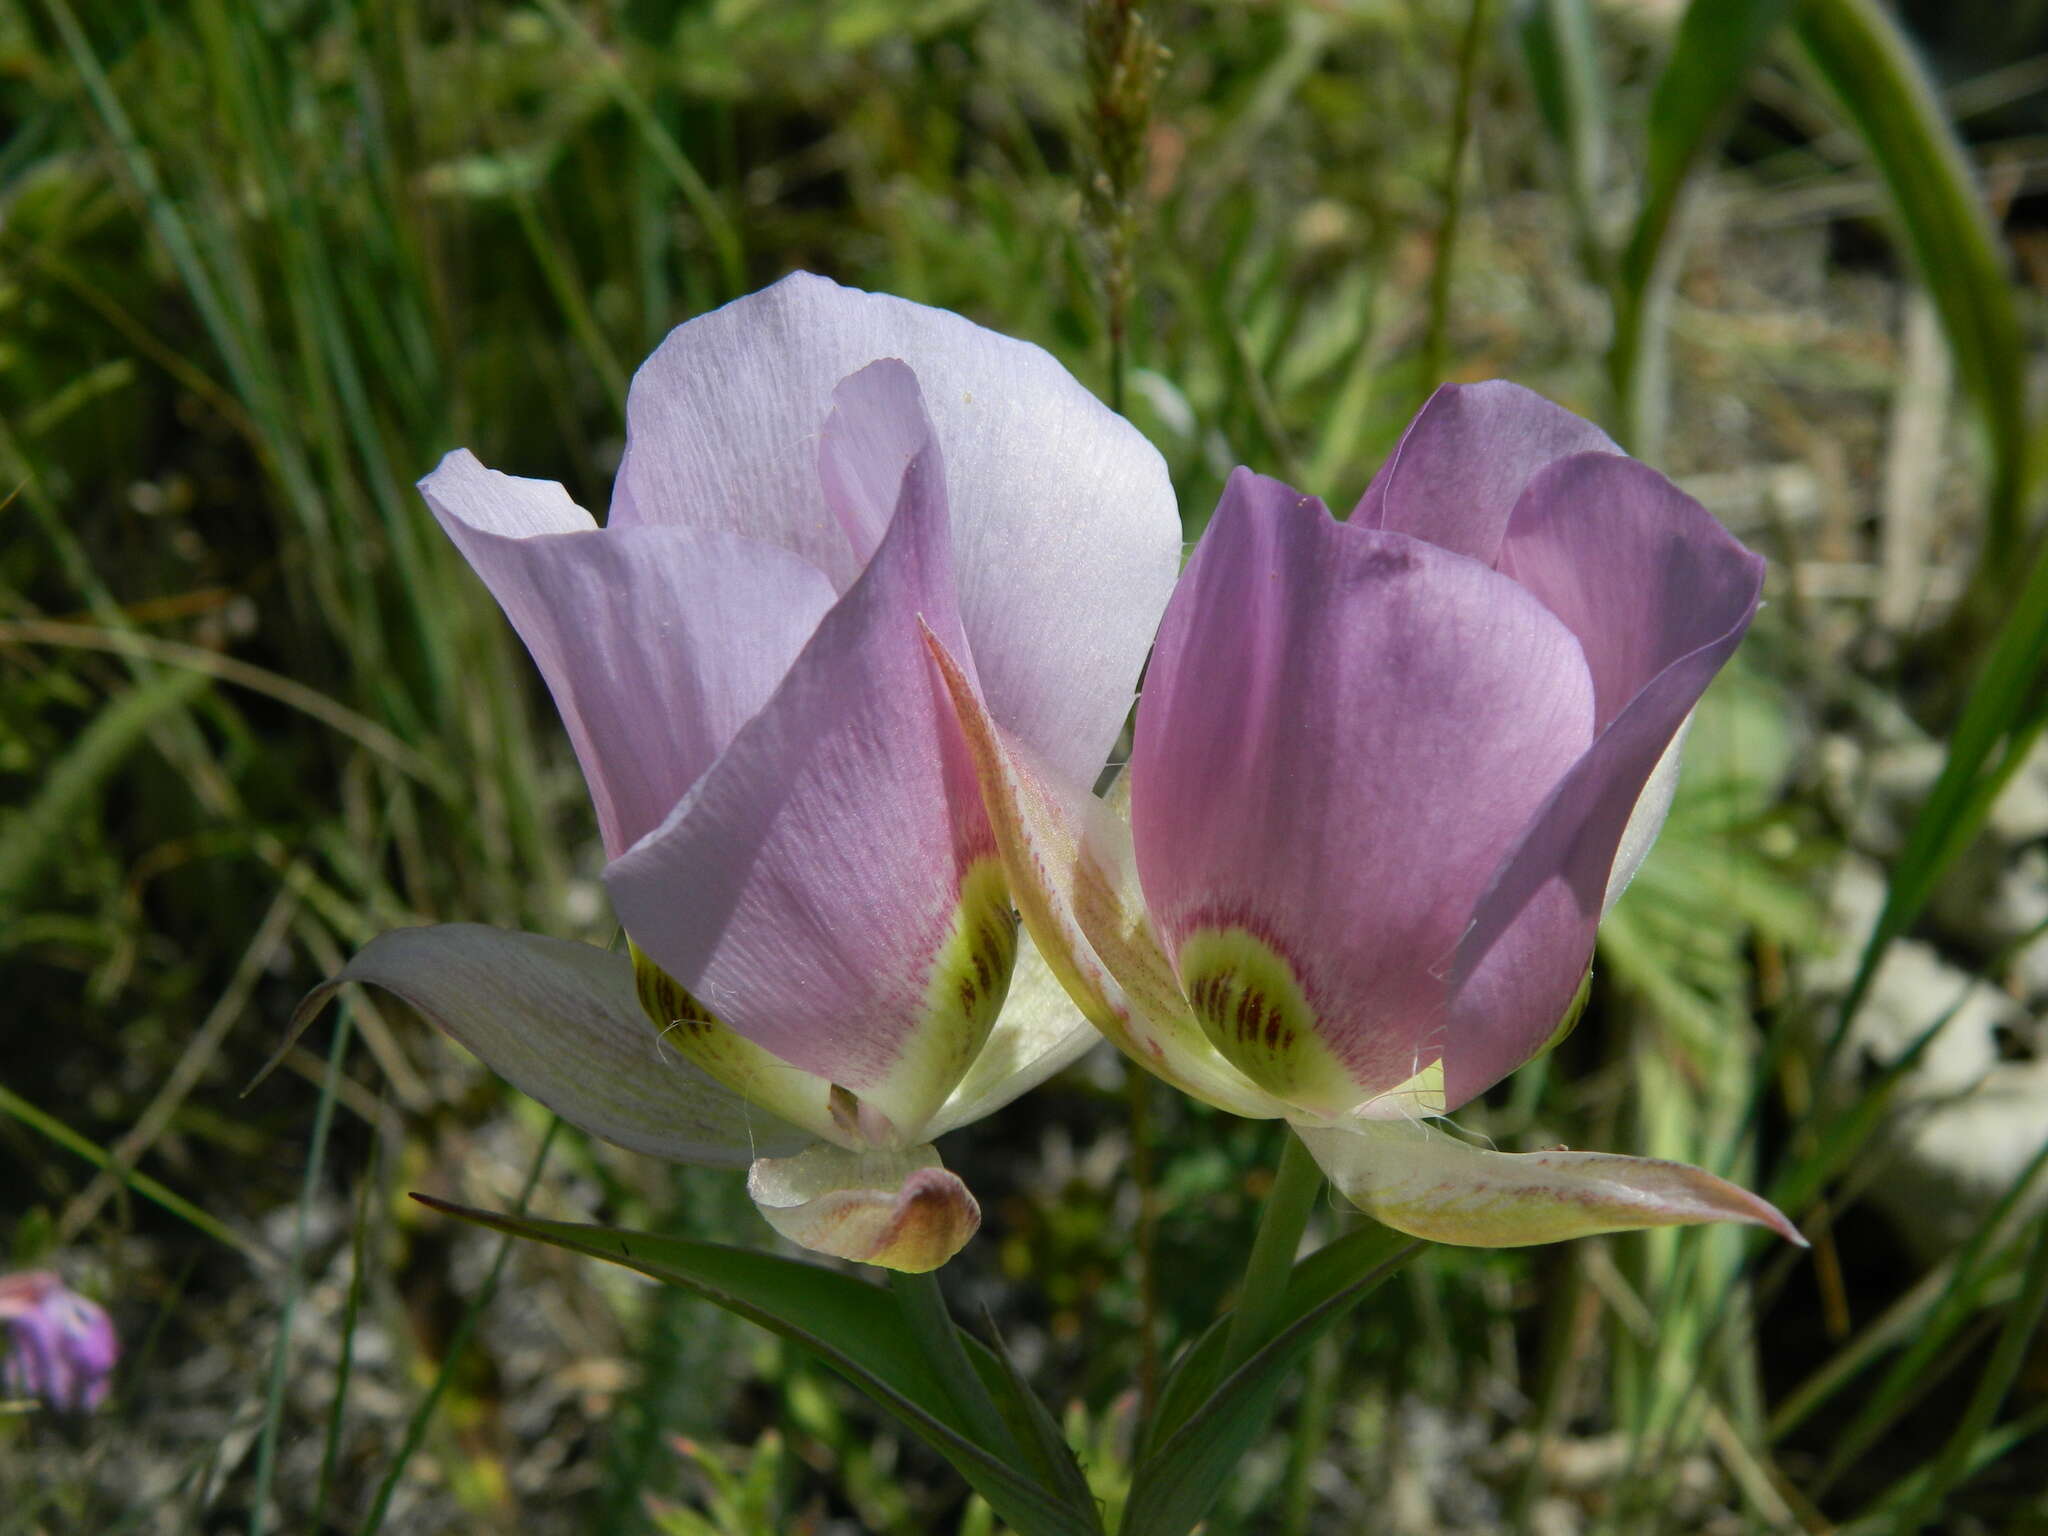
[747,1142,981,1273]
[1293,1118,1805,1248]
[1604,711,1691,915]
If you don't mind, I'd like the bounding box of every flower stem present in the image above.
[1128,1063,1163,1418]
[1222,1126,1325,1371]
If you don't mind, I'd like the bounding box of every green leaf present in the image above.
[968,1317,1101,1518]
[1610,0,1792,448]
[1792,0,2030,586]
[412,1197,1100,1536]
[1121,1225,1422,1536]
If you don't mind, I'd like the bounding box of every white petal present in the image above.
[611,272,1181,796]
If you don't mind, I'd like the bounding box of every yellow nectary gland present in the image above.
[1177,926,1361,1116]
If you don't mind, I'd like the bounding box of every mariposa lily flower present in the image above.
[293,274,1180,1271]
[928,381,1802,1247]
[0,1270,117,1414]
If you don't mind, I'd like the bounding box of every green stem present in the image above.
[890,1268,1016,1463]
[1128,1064,1163,1419]
[1222,1126,1325,1371]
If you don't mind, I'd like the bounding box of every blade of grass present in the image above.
[1609,0,1792,452]
[1517,0,1610,282]
[56,875,302,1242]
[314,1136,378,1532]
[1888,1213,2048,1533]
[358,1117,563,1536]
[1792,0,2030,596]
[250,1005,353,1536]
[0,1080,272,1270]
[1808,1134,2048,1491]
[0,620,450,790]
[1827,525,2048,1059]
[527,0,744,297]
[1421,0,1494,389]
[1843,1401,2048,1531]
[0,668,209,905]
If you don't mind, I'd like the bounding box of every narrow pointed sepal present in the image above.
[277,925,812,1167]
[1294,1118,1804,1248]
[747,1143,982,1273]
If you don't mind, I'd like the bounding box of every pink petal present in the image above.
[610,271,1181,796]
[1129,470,1597,1114]
[1353,381,1620,565]
[1451,456,1764,1100]
[421,450,835,858]
[1497,452,1766,731]
[602,364,1001,1139]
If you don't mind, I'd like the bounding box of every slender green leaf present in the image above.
[968,1316,1100,1518]
[1889,1214,2048,1533]
[254,1012,355,1536]
[361,1124,561,1534]
[1810,1136,2048,1487]
[414,1197,1101,1536]
[1421,0,1495,388]
[889,1270,1027,1479]
[1844,1400,2048,1531]
[0,1080,269,1269]
[1793,0,2030,583]
[1829,527,2048,1054]
[1122,1226,1421,1536]
[1610,0,1791,449]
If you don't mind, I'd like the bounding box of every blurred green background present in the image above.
[4,0,2047,1530]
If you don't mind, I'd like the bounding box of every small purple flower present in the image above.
[930,382,1803,1247]
[0,1271,117,1414]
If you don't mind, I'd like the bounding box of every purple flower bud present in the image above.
[0,1270,118,1414]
